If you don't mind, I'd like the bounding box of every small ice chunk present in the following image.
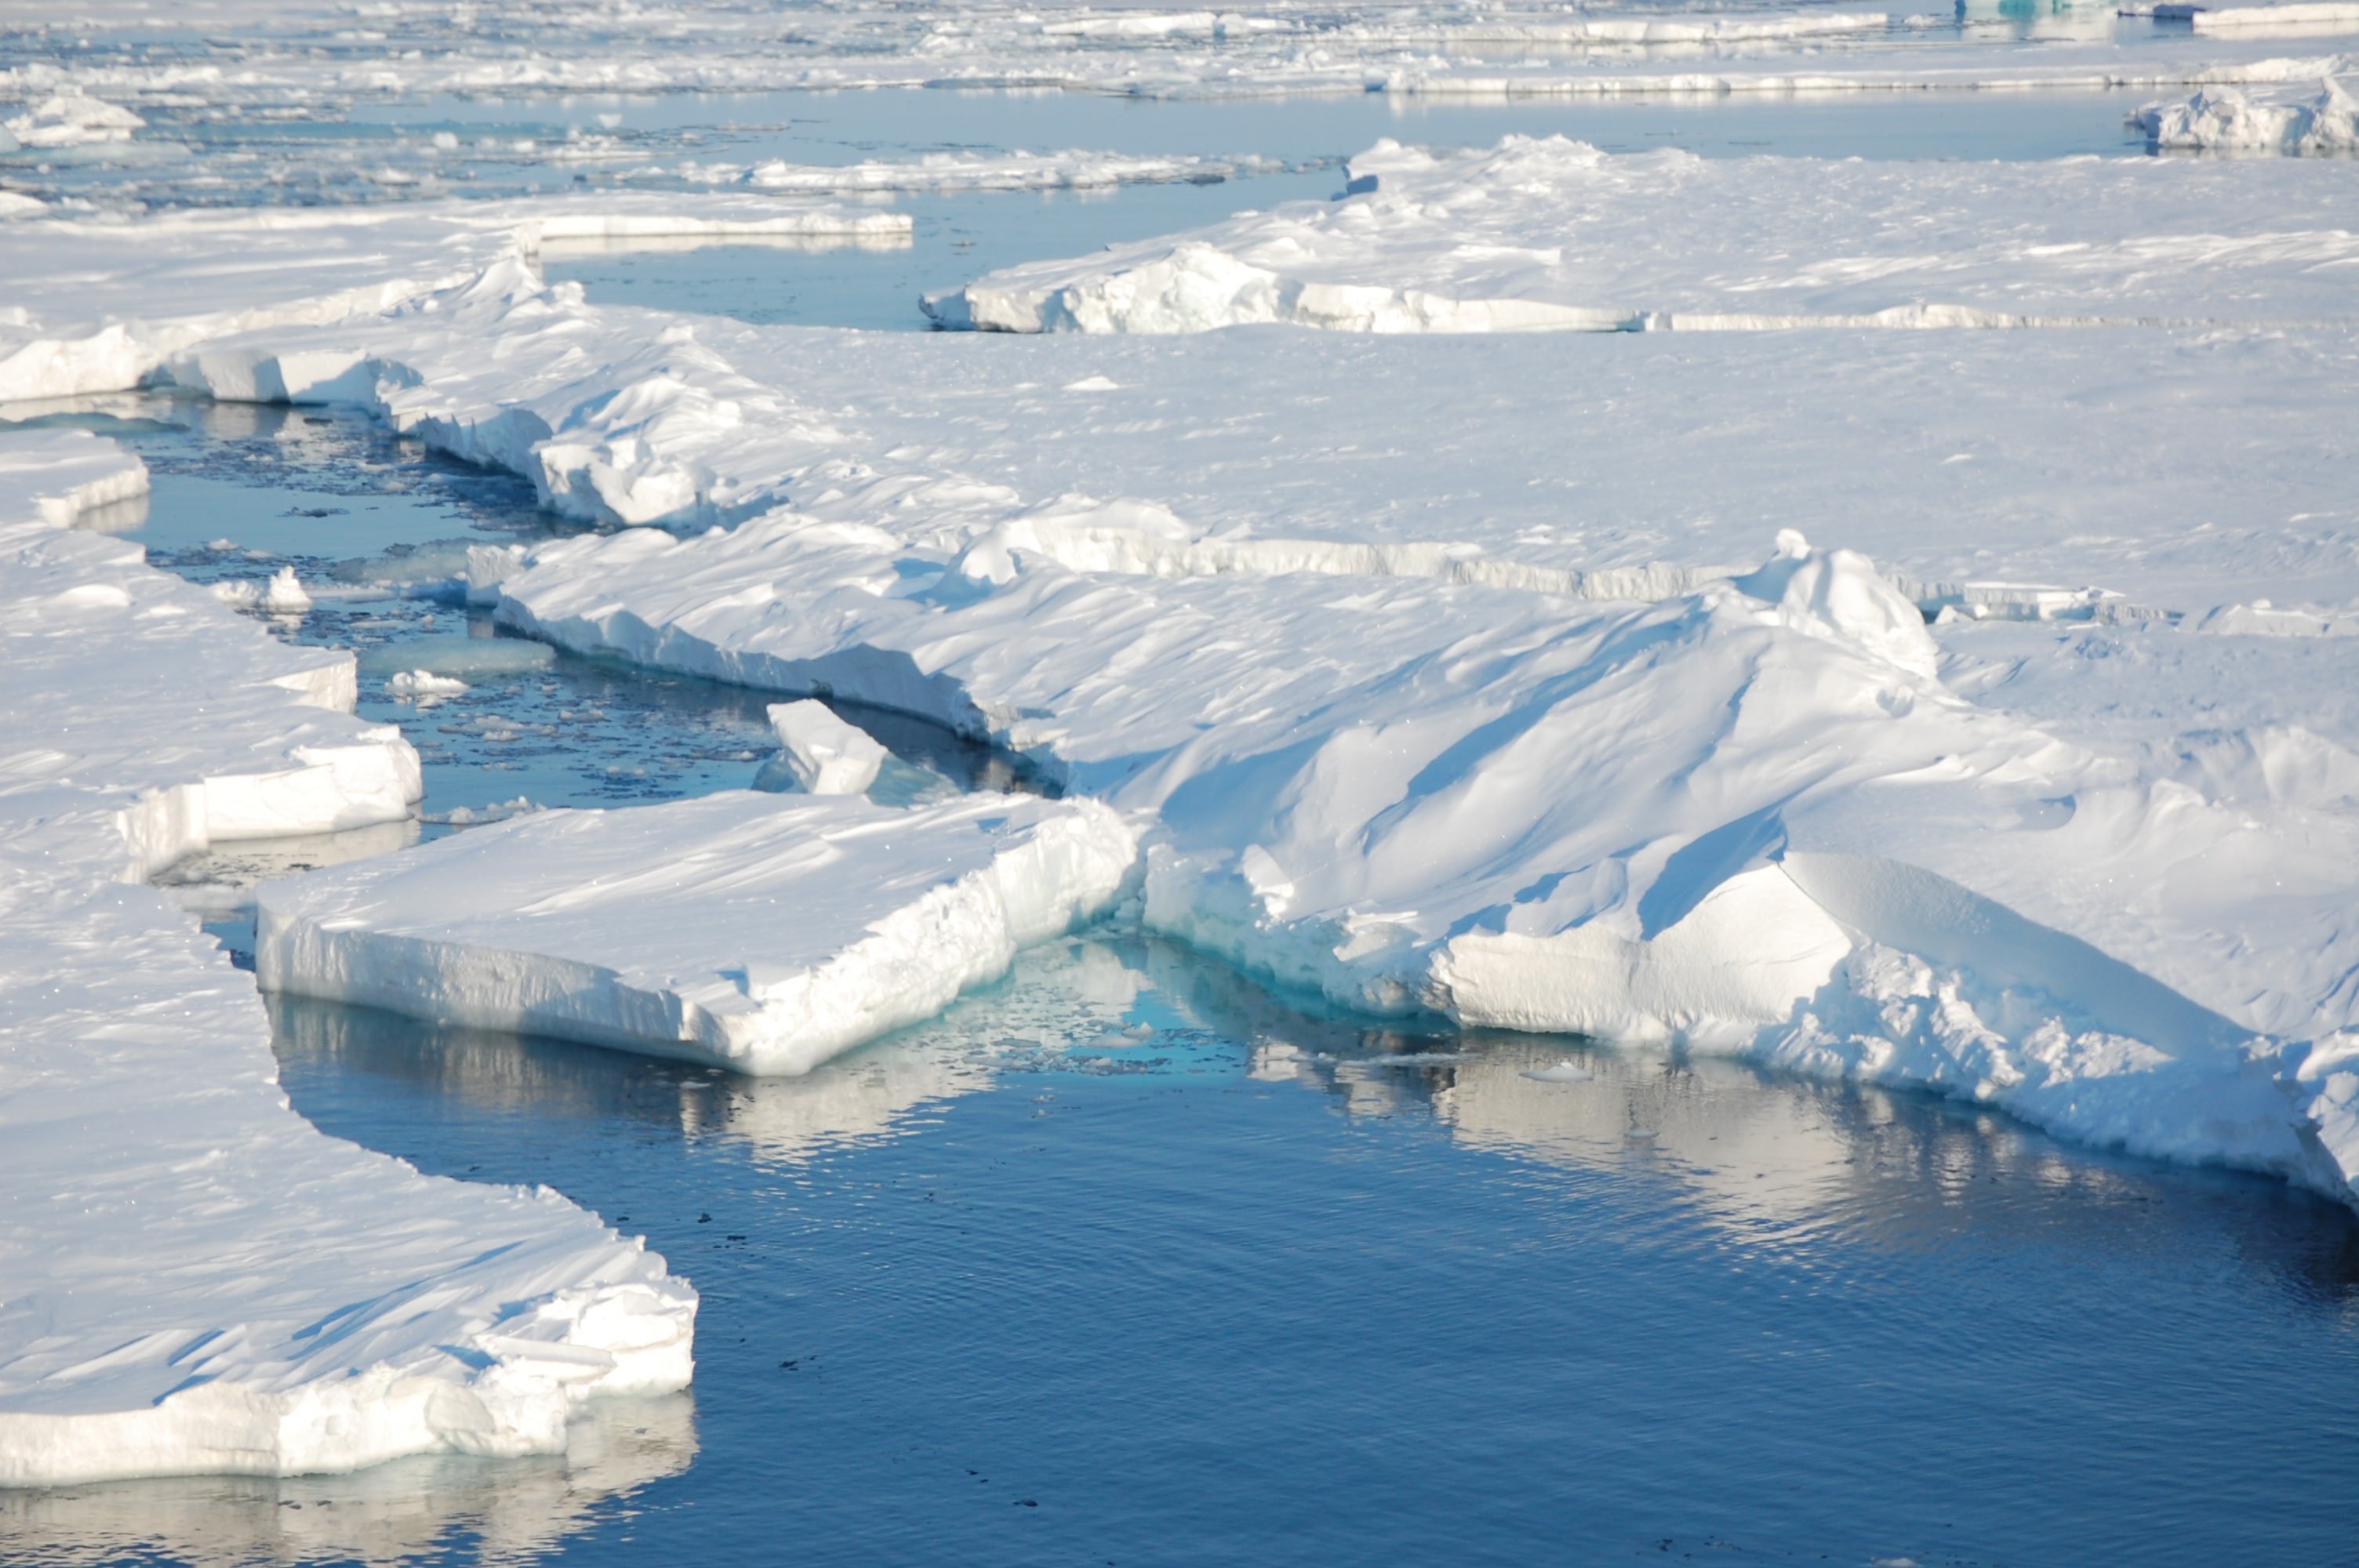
[1521,1060,1596,1083]
[1062,375,1121,392]
[387,669,471,698]
[205,537,236,552]
[212,566,312,614]
[1625,1127,1659,1140]
[768,699,888,796]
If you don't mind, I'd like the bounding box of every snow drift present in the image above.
[256,792,1143,1075]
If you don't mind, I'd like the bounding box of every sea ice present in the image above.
[2131,75,2359,149]
[2193,1,2359,33]
[928,135,2359,332]
[768,699,889,795]
[0,431,697,1486]
[256,792,1143,1075]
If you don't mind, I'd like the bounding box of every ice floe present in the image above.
[0,194,903,402]
[2193,1,2359,34]
[2,93,143,149]
[487,511,2359,1203]
[929,134,2359,332]
[670,148,1276,194]
[2132,74,2359,149]
[256,792,1143,1074]
[0,428,697,1486]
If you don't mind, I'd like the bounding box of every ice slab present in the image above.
[768,699,888,795]
[256,792,1143,1075]
[929,135,2359,332]
[0,430,696,1487]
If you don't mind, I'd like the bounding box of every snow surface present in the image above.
[769,699,889,796]
[0,430,697,1486]
[256,792,1143,1075]
[2132,75,2359,149]
[929,135,2359,332]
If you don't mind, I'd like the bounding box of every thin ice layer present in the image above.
[928,135,2359,332]
[0,432,696,1486]
[256,792,1143,1075]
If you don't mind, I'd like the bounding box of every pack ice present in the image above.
[0,430,697,1486]
[488,513,2359,1207]
[256,792,1142,1074]
[927,135,2359,332]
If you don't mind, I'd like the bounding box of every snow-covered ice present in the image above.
[0,196,903,402]
[2193,2,2359,34]
[2132,75,2359,149]
[929,135,2359,332]
[669,149,1278,195]
[769,699,889,796]
[256,791,1143,1075]
[0,430,697,1486]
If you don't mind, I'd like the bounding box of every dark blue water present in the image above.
[20,934,2354,1565]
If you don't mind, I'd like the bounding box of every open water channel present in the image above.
[3,76,2357,1568]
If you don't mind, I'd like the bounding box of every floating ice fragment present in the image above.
[1625,1127,1659,1140]
[211,565,313,614]
[387,669,471,699]
[356,633,555,681]
[768,699,889,796]
[257,792,1143,1076]
[4,93,144,150]
[1521,1061,1597,1083]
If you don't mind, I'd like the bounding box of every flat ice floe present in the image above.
[257,792,1143,1075]
[0,194,904,402]
[666,148,1278,194]
[0,430,696,1486]
[929,134,2359,332]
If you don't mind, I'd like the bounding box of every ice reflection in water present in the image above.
[200,935,2359,1566]
[0,1399,694,1568]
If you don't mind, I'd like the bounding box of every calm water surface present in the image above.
[12,936,2357,1566]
